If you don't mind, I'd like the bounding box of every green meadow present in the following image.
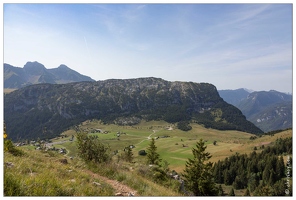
[55,120,292,172]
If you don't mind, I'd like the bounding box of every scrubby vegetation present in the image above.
[76,131,110,164]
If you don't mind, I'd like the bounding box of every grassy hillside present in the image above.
[4,146,181,196]
[4,121,292,196]
[51,120,292,172]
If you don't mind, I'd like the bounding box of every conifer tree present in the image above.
[213,161,223,184]
[268,169,276,185]
[224,170,232,185]
[248,173,259,192]
[123,146,133,163]
[276,156,285,179]
[262,161,272,184]
[182,139,218,196]
[146,138,161,165]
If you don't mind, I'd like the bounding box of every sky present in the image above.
[3,3,293,93]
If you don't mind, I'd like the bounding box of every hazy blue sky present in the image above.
[3,3,293,93]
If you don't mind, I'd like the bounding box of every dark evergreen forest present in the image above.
[212,137,292,196]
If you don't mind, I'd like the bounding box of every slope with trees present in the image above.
[4,78,263,141]
[182,139,218,196]
[219,89,292,132]
[212,137,292,196]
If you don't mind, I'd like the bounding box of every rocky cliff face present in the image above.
[4,77,263,141]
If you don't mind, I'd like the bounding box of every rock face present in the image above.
[4,77,263,141]
[4,61,95,89]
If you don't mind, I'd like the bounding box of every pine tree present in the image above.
[276,156,285,179]
[248,173,259,192]
[262,161,272,184]
[213,161,224,184]
[182,139,218,196]
[268,169,276,185]
[146,138,161,165]
[123,146,133,163]
[224,170,232,185]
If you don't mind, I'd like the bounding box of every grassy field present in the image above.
[53,120,292,173]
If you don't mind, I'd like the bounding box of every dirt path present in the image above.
[135,130,156,145]
[85,169,138,196]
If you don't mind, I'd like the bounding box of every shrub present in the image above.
[138,150,147,156]
[4,139,24,156]
[177,121,192,131]
[76,132,110,163]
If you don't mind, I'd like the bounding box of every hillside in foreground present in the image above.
[4,121,292,196]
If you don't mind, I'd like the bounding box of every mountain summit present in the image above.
[4,61,95,88]
[4,77,263,141]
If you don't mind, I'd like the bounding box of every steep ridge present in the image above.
[4,77,263,141]
[219,89,292,132]
[218,88,250,106]
[236,90,292,118]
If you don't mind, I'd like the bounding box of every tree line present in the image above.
[212,137,292,196]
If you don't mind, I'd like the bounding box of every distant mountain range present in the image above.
[4,61,95,88]
[218,89,292,132]
[4,78,263,141]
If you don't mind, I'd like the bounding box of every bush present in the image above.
[76,132,110,163]
[138,150,147,156]
[4,139,24,156]
[177,121,192,131]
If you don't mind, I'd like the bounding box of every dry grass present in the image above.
[4,146,182,196]
[4,148,114,196]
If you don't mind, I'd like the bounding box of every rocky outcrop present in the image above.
[4,77,263,141]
